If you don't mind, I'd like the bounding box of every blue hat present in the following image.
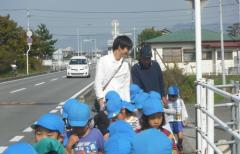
[108,120,135,136]
[168,86,179,95]
[62,98,79,118]
[105,90,121,101]
[149,91,161,99]
[142,98,164,116]
[122,101,136,112]
[132,128,172,154]
[3,142,37,154]
[130,84,143,102]
[32,113,64,134]
[106,99,123,119]
[105,120,135,154]
[133,92,149,109]
[67,102,90,127]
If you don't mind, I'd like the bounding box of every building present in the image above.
[146,29,240,75]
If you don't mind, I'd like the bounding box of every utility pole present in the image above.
[133,26,136,59]
[219,0,226,85]
[77,28,80,56]
[26,10,32,75]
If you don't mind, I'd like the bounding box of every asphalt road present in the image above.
[0,67,96,150]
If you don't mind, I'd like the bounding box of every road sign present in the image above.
[27,37,32,45]
[26,30,32,37]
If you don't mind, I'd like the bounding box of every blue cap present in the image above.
[108,120,135,136]
[132,128,172,154]
[62,98,79,118]
[105,90,121,101]
[149,91,161,99]
[133,92,149,109]
[168,86,179,95]
[130,84,143,102]
[32,113,64,134]
[122,101,136,112]
[142,98,164,116]
[67,102,90,127]
[3,142,37,154]
[105,120,135,154]
[106,99,123,119]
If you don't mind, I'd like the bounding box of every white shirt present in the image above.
[94,53,130,101]
[167,98,188,122]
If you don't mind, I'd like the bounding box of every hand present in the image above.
[98,98,105,111]
[162,96,168,108]
[66,134,79,153]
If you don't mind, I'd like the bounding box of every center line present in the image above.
[9,88,26,94]
[50,78,58,81]
[9,136,24,142]
[34,82,45,86]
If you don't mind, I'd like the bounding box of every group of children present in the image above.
[3,84,188,154]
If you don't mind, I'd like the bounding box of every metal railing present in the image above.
[195,79,240,154]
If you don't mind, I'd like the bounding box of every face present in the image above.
[34,126,61,142]
[140,58,151,69]
[168,94,178,102]
[148,113,163,129]
[72,126,89,137]
[119,47,129,58]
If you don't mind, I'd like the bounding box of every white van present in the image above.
[66,56,90,78]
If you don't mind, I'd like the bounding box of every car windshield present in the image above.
[69,59,87,65]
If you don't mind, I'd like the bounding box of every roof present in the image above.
[146,29,240,43]
[70,56,87,59]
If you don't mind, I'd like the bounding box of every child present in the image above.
[130,84,143,102]
[122,101,141,132]
[141,97,178,154]
[167,86,188,154]
[31,113,65,143]
[33,138,66,154]
[104,120,135,154]
[66,102,104,154]
[132,92,149,119]
[3,142,37,154]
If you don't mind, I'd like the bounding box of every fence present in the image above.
[195,79,240,154]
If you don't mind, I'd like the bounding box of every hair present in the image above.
[125,108,136,118]
[112,35,133,51]
[140,112,165,130]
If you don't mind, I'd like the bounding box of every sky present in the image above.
[0,0,238,52]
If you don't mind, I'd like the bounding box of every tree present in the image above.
[137,27,170,44]
[34,24,57,58]
[0,15,26,73]
[227,23,240,37]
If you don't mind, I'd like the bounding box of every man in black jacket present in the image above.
[131,44,167,107]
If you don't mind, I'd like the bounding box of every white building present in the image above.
[146,29,240,75]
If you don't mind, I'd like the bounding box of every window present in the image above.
[183,49,195,62]
[162,48,182,63]
[69,59,87,65]
[217,51,233,60]
[202,51,212,60]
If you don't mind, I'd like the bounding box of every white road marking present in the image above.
[9,136,24,142]
[0,146,7,153]
[23,127,33,133]
[59,102,65,105]
[56,106,62,109]
[34,82,45,86]
[49,109,58,113]
[9,88,26,94]
[50,78,58,81]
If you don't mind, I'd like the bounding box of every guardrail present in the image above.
[195,79,240,154]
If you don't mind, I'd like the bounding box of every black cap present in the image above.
[139,44,152,58]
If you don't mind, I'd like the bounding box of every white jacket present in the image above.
[94,53,130,101]
[167,98,188,122]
